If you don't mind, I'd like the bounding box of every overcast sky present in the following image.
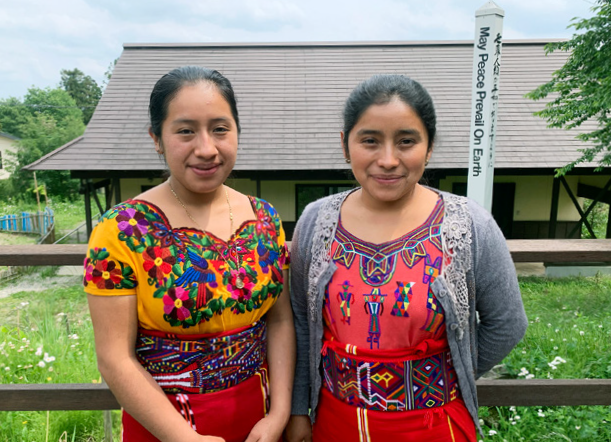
[0,0,597,100]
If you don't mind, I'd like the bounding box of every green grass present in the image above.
[0,232,38,246]
[479,275,611,441]
[0,275,610,441]
[0,282,121,442]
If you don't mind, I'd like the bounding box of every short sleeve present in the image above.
[264,199,290,271]
[83,207,139,296]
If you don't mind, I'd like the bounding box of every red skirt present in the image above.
[313,387,476,442]
[122,368,269,442]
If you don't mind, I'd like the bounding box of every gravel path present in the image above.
[0,267,82,299]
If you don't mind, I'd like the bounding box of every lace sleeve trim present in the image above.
[440,193,473,337]
[307,192,349,320]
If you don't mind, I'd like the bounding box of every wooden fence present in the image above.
[0,239,610,412]
[0,208,54,236]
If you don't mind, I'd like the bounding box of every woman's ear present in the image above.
[425,144,434,165]
[149,128,163,154]
[341,131,350,162]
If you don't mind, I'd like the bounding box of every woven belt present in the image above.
[136,320,266,394]
[321,342,460,412]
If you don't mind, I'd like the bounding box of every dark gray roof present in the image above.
[25,40,598,173]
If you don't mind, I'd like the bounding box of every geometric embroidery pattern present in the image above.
[390,281,415,317]
[423,254,442,284]
[363,288,387,349]
[421,285,445,334]
[332,200,444,287]
[322,347,459,412]
[136,320,267,393]
[337,280,355,325]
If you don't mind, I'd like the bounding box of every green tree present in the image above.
[0,97,30,137]
[526,0,611,175]
[60,68,102,124]
[0,87,85,200]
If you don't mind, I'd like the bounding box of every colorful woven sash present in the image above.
[321,338,459,412]
[136,320,267,394]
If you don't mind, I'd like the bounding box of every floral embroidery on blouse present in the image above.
[84,197,287,330]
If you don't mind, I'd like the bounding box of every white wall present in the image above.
[0,136,17,180]
[439,175,582,221]
[116,174,607,223]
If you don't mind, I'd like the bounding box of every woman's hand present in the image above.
[283,415,312,442]
[244,413,286,442]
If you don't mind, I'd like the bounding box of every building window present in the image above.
[295,184,354,218]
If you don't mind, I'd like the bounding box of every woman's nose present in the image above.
[193,132,217,157]
[378,144,399,168]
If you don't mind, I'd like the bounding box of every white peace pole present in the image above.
[467,2,504,211]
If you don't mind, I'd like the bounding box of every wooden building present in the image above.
[24,40,611,239]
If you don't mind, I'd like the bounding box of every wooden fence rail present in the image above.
[0,239,610,412]
[0,209,54,236]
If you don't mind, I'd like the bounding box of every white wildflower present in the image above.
[551,356,566,365]
[579,331,585,336]
[489,430,498,436]
[518,367,529,377]
[37,361,45,368]
[526,374,535,379]
[35,346,43,356]
[538,409,545,417]
[43,353,55,363]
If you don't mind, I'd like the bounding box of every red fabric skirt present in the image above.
[122,368,269,442]
[313,387,476,442]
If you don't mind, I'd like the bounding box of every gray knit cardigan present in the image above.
[289,188,528,433]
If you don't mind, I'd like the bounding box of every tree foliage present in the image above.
[60,68,102,124]
[526,0,611,175]
[0,87,85,200]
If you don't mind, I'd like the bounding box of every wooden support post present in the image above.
[549,177,560,238]
[103,410,113,442]
[33,172,43,235]
[560,177,596,238]
[114,177,121,207]
[84,179,93,238]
